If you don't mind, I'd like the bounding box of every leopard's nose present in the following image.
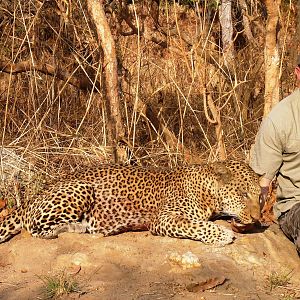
[250,209,261,222]
[248,193,261,222]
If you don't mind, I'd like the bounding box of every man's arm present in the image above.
[250,117,283,178]
[250,117,283,208]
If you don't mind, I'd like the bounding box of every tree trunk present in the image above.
[219,0,236,72]
[263,0,281,117]
[238,0,256,45]
[86,0,125,162]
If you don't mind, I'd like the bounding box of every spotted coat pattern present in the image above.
[0,161,261,246]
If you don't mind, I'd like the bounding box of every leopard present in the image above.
[0,160,261,246]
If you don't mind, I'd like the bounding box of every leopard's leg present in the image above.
[149,209,235,247]
[27,182,94,239]
[0,206,23,243]
[30,197,149,239]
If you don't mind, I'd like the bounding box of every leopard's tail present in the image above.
[0,206,23,243]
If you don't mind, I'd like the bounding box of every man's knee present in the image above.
[278,202,300,245]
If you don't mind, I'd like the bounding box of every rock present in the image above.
[168,251,201,269]
[0,225,299,299]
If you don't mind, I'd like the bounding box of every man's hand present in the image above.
[259,186,269,210]
[259,176,271,210]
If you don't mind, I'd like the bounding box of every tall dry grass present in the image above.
[0,0,297,202]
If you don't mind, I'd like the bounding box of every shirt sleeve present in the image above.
[249,117,283,180]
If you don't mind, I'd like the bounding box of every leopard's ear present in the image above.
[210,161,233,185]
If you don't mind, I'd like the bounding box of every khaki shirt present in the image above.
[250,89,300,218]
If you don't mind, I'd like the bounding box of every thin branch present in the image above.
[203,89,217,124]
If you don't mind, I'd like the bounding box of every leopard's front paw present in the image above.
[212,226,235,247]
[201,224,235,247]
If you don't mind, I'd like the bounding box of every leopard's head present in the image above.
[213,161,261,224]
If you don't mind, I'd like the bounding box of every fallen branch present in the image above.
[0,60,100,91]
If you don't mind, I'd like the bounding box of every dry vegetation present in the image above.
[0,0,299,203]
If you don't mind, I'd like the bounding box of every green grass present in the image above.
[39,272,81,299]
[280,295,296,300]
[268,269,293,291]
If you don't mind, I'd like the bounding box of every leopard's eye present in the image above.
[241,192,248,198]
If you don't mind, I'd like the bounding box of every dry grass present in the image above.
[0,1,297,203]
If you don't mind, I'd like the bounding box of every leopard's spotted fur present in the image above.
[0,160,261,246]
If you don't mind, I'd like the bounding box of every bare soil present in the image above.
[0,222,299,300]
